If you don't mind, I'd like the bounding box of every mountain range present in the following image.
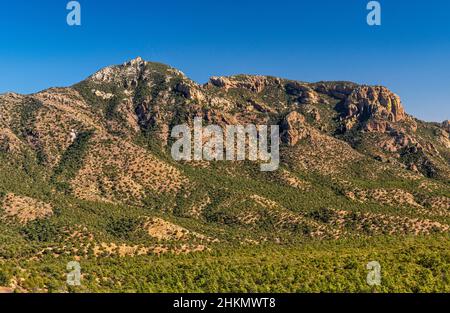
[0,57,449,292]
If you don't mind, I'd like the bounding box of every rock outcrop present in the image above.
[364,119,388,133]
[207,75,280,93]
[442,120,450,132]
[285,82,320,104]
[174,82,205,102]
[280,111,309,146]
[313,82,357,99]
[343,86,405,123]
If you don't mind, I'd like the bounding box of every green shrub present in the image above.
[0,270,10,286]
[52,130,94,184]
[21,220,62,242]
[308,207,337,223]
[107,217,141,239]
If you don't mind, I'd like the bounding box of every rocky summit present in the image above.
[0,57,449,292]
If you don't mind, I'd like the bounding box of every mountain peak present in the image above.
[87,57,162,86]
[123,56,146,67]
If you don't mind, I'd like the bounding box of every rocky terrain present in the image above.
[0,57,449,292]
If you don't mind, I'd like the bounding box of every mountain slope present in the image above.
[0,57,449,292]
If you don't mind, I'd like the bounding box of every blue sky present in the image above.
[0,0,449,122]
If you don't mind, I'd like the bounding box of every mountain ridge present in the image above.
[0,57,449,291]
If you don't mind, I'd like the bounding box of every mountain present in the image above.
[0,57,449,292]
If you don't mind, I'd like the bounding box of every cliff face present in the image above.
[343,86,405,123]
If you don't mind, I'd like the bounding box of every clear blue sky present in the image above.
[0,0,449,122]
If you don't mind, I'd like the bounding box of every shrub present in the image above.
[308,207,337,223]
[107,217,141,239]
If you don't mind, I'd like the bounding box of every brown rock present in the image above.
[207,75,279,93]
[344,86,405,123]
[280,111,308,146]
[285,82,320,104]
[365,120,387,132]
[174,82,205,102]
[307,107,321,122]
[313,82,357,99]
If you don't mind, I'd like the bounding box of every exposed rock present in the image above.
[207,75,279,93]
[280,111,308,146]
[377,137,398,153]
[174,82,205,102]
[408,120,418,132]
[114,98,141,133]
[126,56,145,67]
[344,86,405,124]
[142,217,213,242]
[0,128,23,153]
[144,217,190,241]
[1,56,450,268]
[90,66,117,82]
[89,57,175,90]
[313,82,357,99]
[442,120,450,132]
[385,130,417,151]
[247,99,276,113]
[306,107,321,122]
[208,96,234,110]
[435,127,450,149]
[92,89,114,100]
[407,163,419,172]
[365,119,388,133]
[204,109,239,127]
[285,82,320,104]
[69,129,78,143]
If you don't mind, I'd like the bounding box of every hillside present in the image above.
[0,57,449,292]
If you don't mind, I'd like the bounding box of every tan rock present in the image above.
[174,82,205,102]
[280,111,308,146]
[365,119,387,132]
[207,75,278,93]
[285,82,320,104]
[313,82,357,99]
[344,86,405,123]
